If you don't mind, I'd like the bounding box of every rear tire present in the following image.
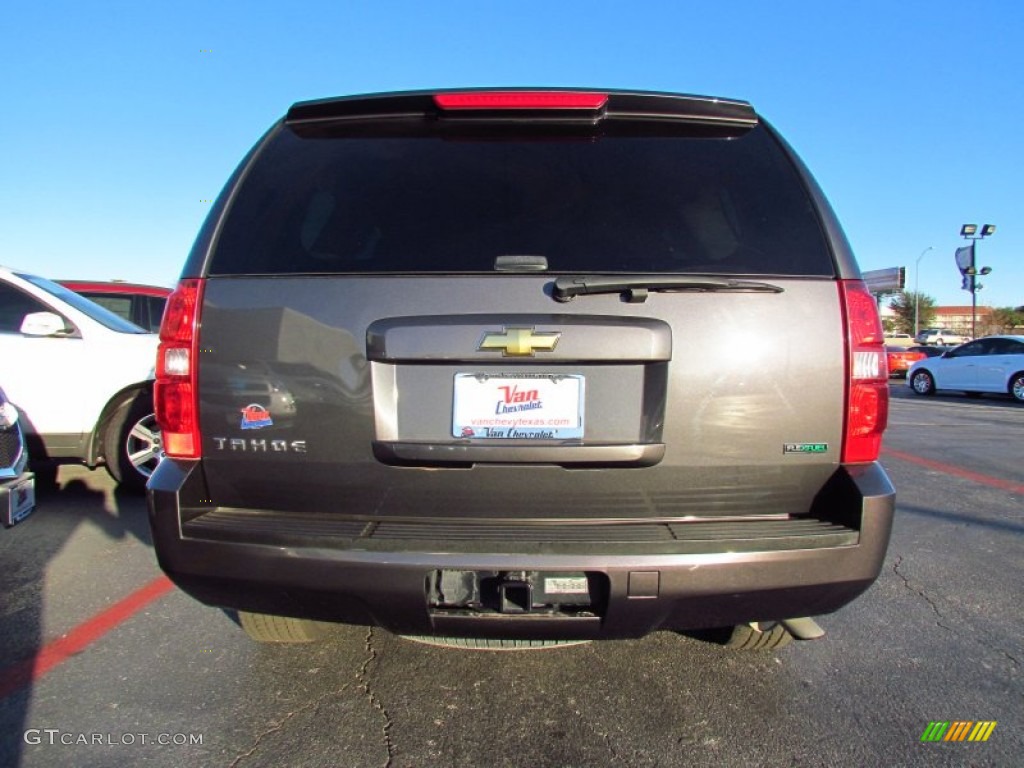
[723,622,793,650]
[103,391,161,493]
[1010,372,1024,403]
[238,611,326,643]
[910,370,936,396]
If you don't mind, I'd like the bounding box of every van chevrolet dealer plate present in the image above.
[453,373,584,439]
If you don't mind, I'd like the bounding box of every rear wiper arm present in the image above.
[552,275,784,303]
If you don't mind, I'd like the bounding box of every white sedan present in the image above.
[907,335,1024,403]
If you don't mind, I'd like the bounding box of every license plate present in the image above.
[2,474,35,527]
[453,373,584,439]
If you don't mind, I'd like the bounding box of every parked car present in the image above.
[884,332,913,347]
[886,345,926,378]
[58,280,170,333]
[908,335,1024,402]
[1,386,35,527]
[149,88,894,650]
[0,267,161,491]
[914,328,965,346]
[907,345,951,358]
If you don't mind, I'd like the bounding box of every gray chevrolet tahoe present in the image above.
[148,89,894,649]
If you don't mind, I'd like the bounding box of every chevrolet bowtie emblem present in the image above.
[478,328,561,356]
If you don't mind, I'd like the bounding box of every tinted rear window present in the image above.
[210,121,833,276]
[83,293,133,322]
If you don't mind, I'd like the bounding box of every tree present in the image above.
[989,307,1024,334]
[888,291,936,335]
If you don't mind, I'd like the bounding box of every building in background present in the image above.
[932,306,994,339]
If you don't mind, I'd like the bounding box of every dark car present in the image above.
[1,386,35,527]
[149,89,894,650]
[59,280,170,333]
[907,345,950,358]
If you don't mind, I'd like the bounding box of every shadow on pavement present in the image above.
[896,501,1024,535]
[0,465,151,765]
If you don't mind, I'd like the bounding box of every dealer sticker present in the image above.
[544,577,589,595]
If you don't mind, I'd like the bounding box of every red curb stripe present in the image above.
[0,575,174,700]
[884,448,1024,496]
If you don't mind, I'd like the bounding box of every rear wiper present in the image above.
[552,275,784,303]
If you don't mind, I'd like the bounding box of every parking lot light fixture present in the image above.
[959,224,996,338]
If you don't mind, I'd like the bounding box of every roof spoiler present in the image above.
[286,89,758,129]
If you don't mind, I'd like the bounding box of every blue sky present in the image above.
[3,0,1021,308]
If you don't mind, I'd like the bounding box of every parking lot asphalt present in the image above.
[1,383,1021,767]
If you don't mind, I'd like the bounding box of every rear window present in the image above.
[83,293,133,322]
[210,121,833,277]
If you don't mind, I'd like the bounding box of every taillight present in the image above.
[155,279,203,458]
[840,280,888,462]
[434,91,608,110]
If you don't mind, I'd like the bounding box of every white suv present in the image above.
[915,328,965,346]
[0,267,161,491]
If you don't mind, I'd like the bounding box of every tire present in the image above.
[399,635,591,651]
[238,611,326,643]
[103,391,162,493]
[1010,372,1024,403]
[910,369,936,396]
[722,622,793,650]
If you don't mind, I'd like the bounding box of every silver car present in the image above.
[915,328,966,346]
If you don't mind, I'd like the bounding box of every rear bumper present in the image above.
[148,461,894,640]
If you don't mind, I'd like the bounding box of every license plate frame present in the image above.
[452,373,584,440]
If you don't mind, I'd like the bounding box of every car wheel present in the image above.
[1010,372,1024,403]
[911,370,936,396]
[238,611,326,643]
[935,338,944,345]
[103,391,162,493]
[723,622,793,650]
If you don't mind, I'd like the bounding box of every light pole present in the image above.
[913,246,933,338]
[957,224,995,338]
